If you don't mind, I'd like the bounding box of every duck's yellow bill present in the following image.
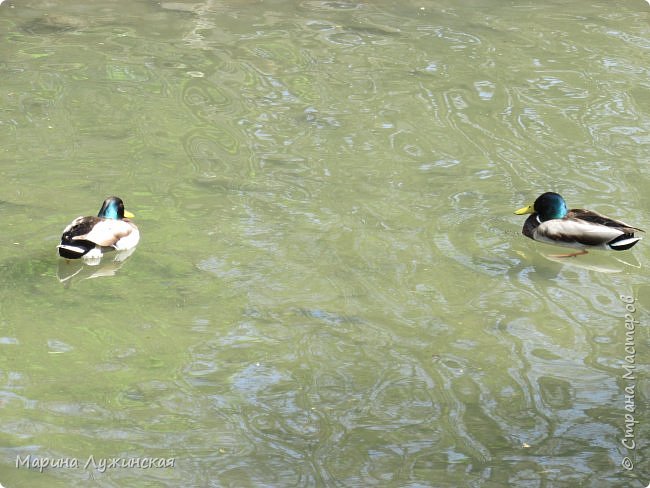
[124,210,135,218]
[514,205,533,215]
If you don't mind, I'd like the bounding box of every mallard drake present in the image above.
[57,196,140,261]
[514,192,643,257]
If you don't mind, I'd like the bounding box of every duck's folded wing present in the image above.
[537,218,628,247]
[61,216,99,240]
[568,209,644,233]
[77,220,133,247]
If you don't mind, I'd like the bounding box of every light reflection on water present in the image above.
[0,0,648,486]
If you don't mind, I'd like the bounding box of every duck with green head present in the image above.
[514,192,643,257]
[57,196,140,261]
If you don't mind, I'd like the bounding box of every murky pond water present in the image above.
[1,0,649,486]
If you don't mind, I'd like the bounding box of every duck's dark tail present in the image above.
[57,240,94,259]
[608,234,642,251]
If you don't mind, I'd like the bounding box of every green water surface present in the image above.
[1,0,649,486]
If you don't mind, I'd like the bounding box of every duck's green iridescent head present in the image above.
[514,192,568,221]
[97,196,135,220]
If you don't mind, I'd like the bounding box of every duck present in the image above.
[57,196,140,261]
[514,192,643,257]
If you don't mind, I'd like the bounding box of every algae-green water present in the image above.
[1,1,649,486]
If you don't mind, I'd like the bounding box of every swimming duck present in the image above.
[57,197,140,261]
[514,192,643,257]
